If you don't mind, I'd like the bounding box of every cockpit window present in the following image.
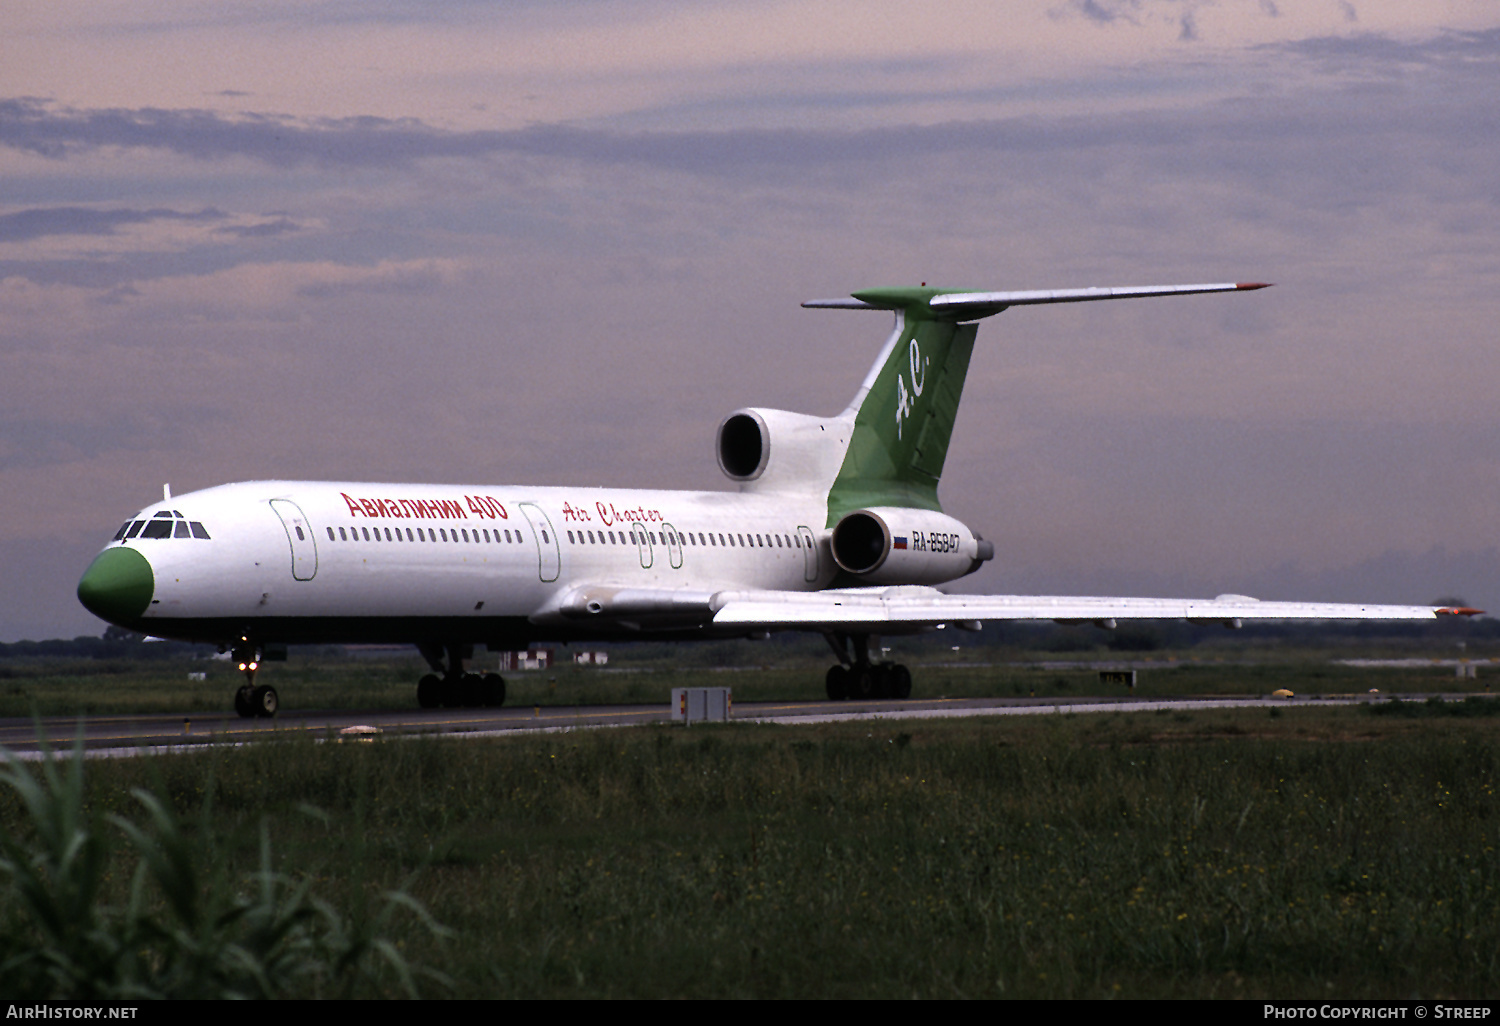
[120,511,211,541]
[140,519,174,539]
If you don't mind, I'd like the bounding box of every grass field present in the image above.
[3,698,1499,998]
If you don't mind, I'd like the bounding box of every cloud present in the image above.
[1268,26,1500,70]
[212,217,301,238]
[0,205,225,242]
[294,259,453,298]
[1071,0,1141,25]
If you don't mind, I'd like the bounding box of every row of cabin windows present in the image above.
[326,524,528,545]
[565,528,803,550]
[115,511,211,541]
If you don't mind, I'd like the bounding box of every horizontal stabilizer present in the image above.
[804,282,1271,320]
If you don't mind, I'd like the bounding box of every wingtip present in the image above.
[1236,282,1274,290]
[1436,606,1485,617]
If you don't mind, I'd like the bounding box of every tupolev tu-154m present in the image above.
[76,281,1479,718]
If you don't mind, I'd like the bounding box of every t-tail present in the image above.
[714,280,1270,583]
[805,281,1270,519]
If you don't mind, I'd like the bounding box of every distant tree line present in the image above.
[0,627,215,661]
[4,612,1497,663]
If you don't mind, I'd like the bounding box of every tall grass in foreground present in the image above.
[0,735,450,998]
[3,711,1497,998]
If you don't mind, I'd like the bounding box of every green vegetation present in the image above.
[3,710,1497,998]
[0,735,449,998]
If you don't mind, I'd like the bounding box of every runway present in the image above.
[0,690,1439,761]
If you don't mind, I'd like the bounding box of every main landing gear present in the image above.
[415,643,507,709]
[823,632,913,701]
[231,637,279,719]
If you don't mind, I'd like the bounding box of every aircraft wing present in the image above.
[708,586,1477,630]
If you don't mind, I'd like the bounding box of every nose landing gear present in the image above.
[416,643,506,709]
[823,632,912,701]
[230,637,278,718]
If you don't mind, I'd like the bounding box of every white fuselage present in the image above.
[108,479,839,643]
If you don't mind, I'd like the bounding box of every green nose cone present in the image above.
[78,547,155,624]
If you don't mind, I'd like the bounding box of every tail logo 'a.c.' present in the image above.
[894,339,929,440]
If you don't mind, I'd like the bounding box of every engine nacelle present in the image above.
[716,407,849,493]
[831,507,993,585]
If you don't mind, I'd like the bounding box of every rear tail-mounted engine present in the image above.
[830,507,992,585]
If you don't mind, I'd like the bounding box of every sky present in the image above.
[3,0,1500,641]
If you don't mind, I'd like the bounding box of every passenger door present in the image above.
[797,525,818,582]
[661,522,684,570]
[519,503,560,582]
[269,499,318,581]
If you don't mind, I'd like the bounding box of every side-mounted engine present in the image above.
[831,506,994,585]
[717,408,850,493]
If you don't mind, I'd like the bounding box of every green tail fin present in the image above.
[825,288,982,522]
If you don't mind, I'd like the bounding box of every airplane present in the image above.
[76,281,1479,718]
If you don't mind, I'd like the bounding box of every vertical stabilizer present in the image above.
[823,288,982,521]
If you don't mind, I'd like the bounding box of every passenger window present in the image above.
[482,530,490,543]
[504,529,511,543]
[542,530,549,543]
[567,531,575,544]
[407,528,414,541]
[326,527,334,541]
[462,529,470,542]
[340,527,348,540]
[190,522,210,539]
[295,526,305,541]
[384,528,392,541]
[362,527,370,541]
